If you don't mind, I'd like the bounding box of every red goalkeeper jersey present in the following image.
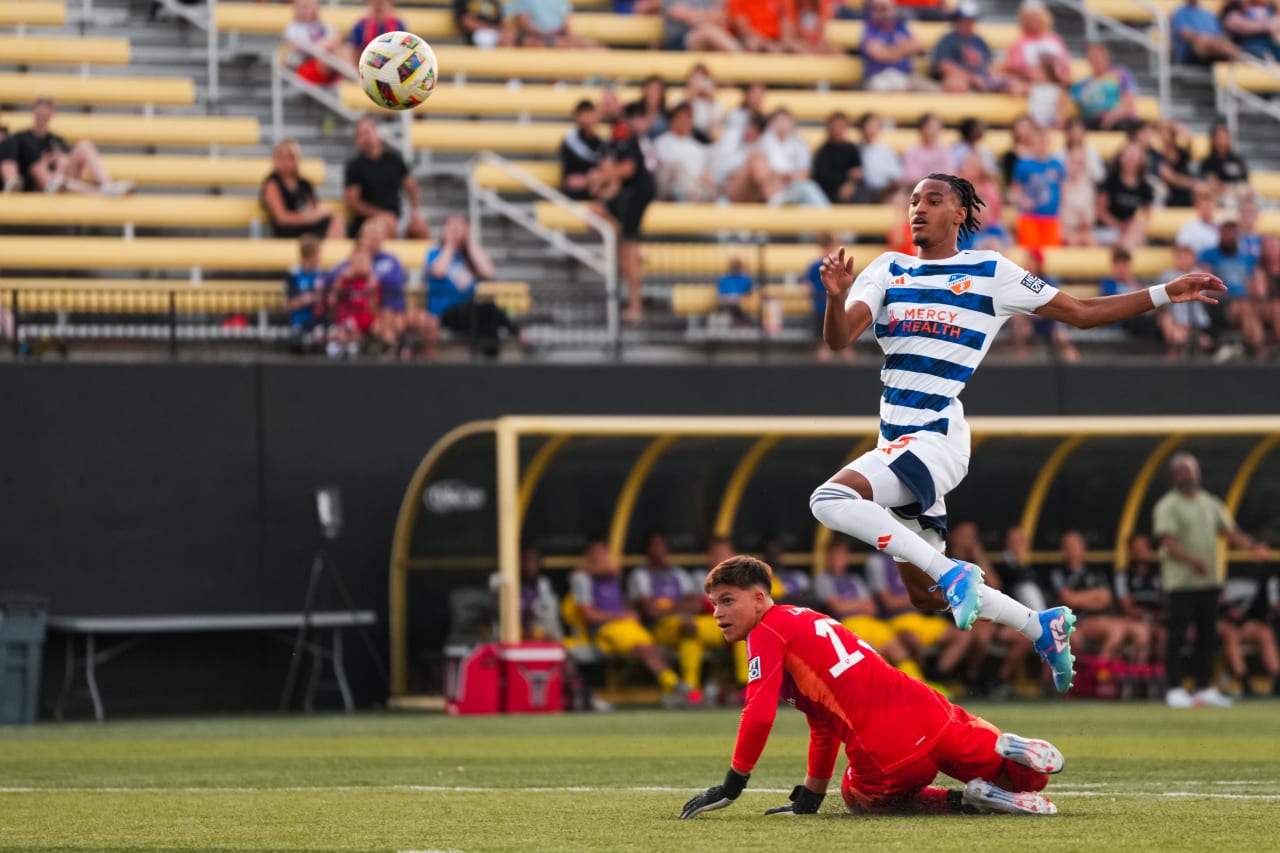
[731,605,953,781]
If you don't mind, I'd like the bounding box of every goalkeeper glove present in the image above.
[679,769,749,819]
[763,784,825,815]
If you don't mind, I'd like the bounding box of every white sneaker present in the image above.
[102,180,134,196]
[995,732,1065,774]
[1194,687,1234,708]
[1165,687,1194,708]
[962,779,1057,815]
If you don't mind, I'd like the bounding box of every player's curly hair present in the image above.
[925,173,986,243]
[703,555,774,594]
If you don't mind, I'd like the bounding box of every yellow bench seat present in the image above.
[0,1,65,27]
[0,194,341,229]
[0,111,260,147]
[0,72,195,107]
[0,236,431,271]
[538,201,895,237]
[0,34,130,65]
[95,154,325,188]
[1214,62,1280,93]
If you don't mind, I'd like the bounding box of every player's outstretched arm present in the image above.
[1034,272,1225,329]
[820,246,874,350]
[679,768,749,819]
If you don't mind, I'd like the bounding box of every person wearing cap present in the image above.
[930,2,1001,93]
[0,98,130,195]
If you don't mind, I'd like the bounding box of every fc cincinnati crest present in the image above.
[948,273,971,294]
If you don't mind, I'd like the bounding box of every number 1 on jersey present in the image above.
[815,617,864,678]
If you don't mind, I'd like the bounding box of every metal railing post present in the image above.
[207,0,220,106]
[271,52,285,145]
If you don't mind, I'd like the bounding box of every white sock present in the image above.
[979,588,1042,641]
[810,483,956,581]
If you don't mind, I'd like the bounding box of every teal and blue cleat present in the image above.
[936,560,983,631]
[1034,606,1077,693]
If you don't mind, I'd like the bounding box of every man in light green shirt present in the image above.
[1152,452,1269,709]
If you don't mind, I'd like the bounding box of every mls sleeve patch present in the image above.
[1020,273,1046,294]
[748,655,761,682]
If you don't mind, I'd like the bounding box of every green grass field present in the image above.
[3,701,1280,853]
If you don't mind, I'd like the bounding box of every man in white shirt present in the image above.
[1174,186,1221,256]
[856,111,904,202]
[757,108,829,207]
[654,101,714,202]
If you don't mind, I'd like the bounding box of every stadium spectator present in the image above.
[682,63,724,144]
[1099,247,1171,347]
[325,246,383,358]
[1200,120,1252,209]
[560,100,608,202]
[654,102,713,202]
[1062,116,1106,183]
[1159,242,1215,358]
[627,532,714,705]
[567,540,688,703]
[1175,187,1221,256]
[790,0,837,54]
[727,0,788,52]
[284,234,328,351]
[1001,0,1071,95]
[860,0,935,92]
[333,217,433,360]
[807,232,854,361]
[931,2,999,94]
[1251,234,1280,343]
[346,0,407,64]
[955,151,1006,250]
[0,98,130,195]
[814,536,925,682]
[901,113,954,186]
[811,111,864,204]
[632,75,671,140]
[951,117,998,182]
[426,214,516,357]
[722,81,767,145]
[762,537,822,610]
[1218,576,1280,697]
[282,0,343,86]
[1154,120,1198,208]
[1171,0,1240,64]
[998,114,1036,188]
[261,140,344,241]
[856,111,904,202]
[1238,198,1263,258]
[1058,146,1097,247]
[603,102,658,323]
[1050,531,1152,668]
[896,0,952,22]
[1154,452,1269,707]
[1071,43,1140,131]
[1199,220,1267,358]
[662,0,742,51]
[716,256,755,322]
[1011,124,1065,250]
[1220,0,1280,60]
[694,535,751,697]
[343,117,428,240]
[1096,142,1154,250]
[506,0,597,48]
[598,86,624,126]
[453,0,512,48]
[1116,534,1166,652]
[1026,55,1069,129]
[713,111,770,202]
[1006,249,1080,363]
[997,526,1048,613]
[757,108,830,207]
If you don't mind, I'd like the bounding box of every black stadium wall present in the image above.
[1,363,1276,716]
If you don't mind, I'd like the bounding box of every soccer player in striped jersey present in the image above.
[808,174,1226,693]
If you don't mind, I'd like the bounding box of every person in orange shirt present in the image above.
[728,0,788,52]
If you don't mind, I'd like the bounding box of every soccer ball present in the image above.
[357,31,438,111]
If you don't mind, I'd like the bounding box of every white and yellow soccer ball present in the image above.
[357,31,438,111]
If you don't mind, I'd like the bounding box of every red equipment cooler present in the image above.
[499,642,566,714]
[444,643,501,715]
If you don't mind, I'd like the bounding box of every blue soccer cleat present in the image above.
[995,732,1065,775]
[935,560,983,631]
[1034,606,1077,693]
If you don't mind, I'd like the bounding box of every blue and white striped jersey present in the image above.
[846,250,1059,442]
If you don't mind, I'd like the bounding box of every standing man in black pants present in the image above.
[1153,452,1270,708]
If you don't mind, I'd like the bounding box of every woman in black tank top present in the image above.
[260,139,342,239]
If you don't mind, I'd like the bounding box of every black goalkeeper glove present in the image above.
[763,784,826,815]
[679,769,749,819]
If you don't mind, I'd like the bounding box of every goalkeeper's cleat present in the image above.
[995,732,1065,775]
[961,779,1057,816]
[933,560,984,630]
[1033,606,1077,693]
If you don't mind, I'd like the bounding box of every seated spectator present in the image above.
[951,117,998,181]
[603,103,659,323]
[1172,0,1240,64]
[1051,531,1152,667]
[1007,248,1080,362]
[559,100,608,202]
[598,85,624,126]
[654,102,714,202]
[1027,55,1070,130]
[1100,247,1171,345]
[1175,186,1221,257]
[1154,119,1198,208]
[727,0,787,52]
[812,110,863,204]
[1200,121,1252,210]
[997,525,1047,613]
[425,214,516,356]
[1116,534,1166,655]
[1071,43,1140,131]
[789,0,837,54]
[283,0,343,86]
[713,111,768,202]
[1221,0,1280,61]
[931,2,999,94]
[567,540,687,703]
[1200,220,1267,359]
[1059,146,1097,248]
[343,117,428,240]
[0,98,130,195]
[326,246,383,358]
[1239,199,1262,258]
[1159,242,1215,358]
[1252,234,1280,345]
[261,139,344,241]
[955,150,1007,250]
[722,81,767,145]
[682,63,724,144]
[346,0,407,65]
[506,0,597,48]
[860,0,936,92]
[1096,142,1153,250]
[331,218,432,359]
[901,113,954,186]
[716,257,755,322]
[856,111,904,202]
[453,0,512,48]
[662,0,742,52]
[1218,576,1280,697]
[1001,0,1072,95]
[1011,124,1065,250]
[1061,115,1106,184]
[284,234,328,351]
[632,75,670,140]
[998,114,1036,189]
[806,232,854,361]
[757,108,830,207]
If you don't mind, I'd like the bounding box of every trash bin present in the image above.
[0,597,47,725]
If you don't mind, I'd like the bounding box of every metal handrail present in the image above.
[467,152,619,349]
[1215,57,1280,140]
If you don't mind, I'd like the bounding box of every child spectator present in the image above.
[425,214,516,356]
[560,100,608,202]
[1011,124,1065,250]
[283,0,342,85]
[453,0,511,48]
[716,256,755,324]
[662,0,742,52]
[261,139,343,240]
[1027,55,1069,130]
[856,111,904,202]
[1059,146,1097,247]
[1096,142,1154,250]
[812,111,863,204]
[507,0,597,47]
[346,0,407,65]
[285,234,328,351]
[901,113,954,185]
[327,246,380,358]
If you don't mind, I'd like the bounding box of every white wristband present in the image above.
[1149,283,1171,308]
